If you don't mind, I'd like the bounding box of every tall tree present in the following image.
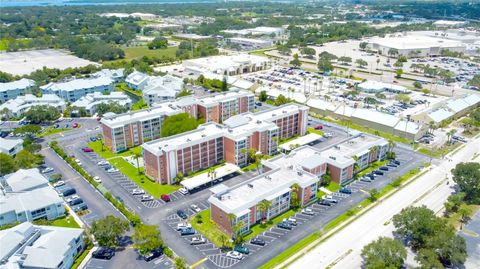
[161,113,201,137]
[91,215,129,248]
[257,199,272,221]
[132,224,163,256]
[361,237,406,269]
[290,53,301,68]
[0,153,17,176]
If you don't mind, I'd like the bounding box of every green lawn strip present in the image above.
[259,166,427,269]
[307,127,325,136]
[123,46,178,60]
[447,205,480,230]
[87,140,142,159]
[245,209,297,241]
[249,47,277,57]
[108,157,180,197]
[313,115,411,145]
[185,162,226,178]
[190,209,232,248]
[50,215,81,228]
[39,127,71,137]
[316,190,326,199]
[325,182,340,192]
[278,135,301,145]
[71,244,93,269]
[417,143,461,158]
[115,83,142,97]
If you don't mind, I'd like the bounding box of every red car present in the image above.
[72,123,79,128]
[82,147,93,152]
[314,124,323,130]
[96,117,101,121]
[160,194,171,202]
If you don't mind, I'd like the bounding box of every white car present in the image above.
[178,187,188,195]
[301,208,314,215]
[324,195,338,203]
[323,132,333,138]
[53,180,65,188]
[284,216,297,224]
[176,222,192,231]
[141,195,153,202]
[191,204,201,213]
[226,251,243,260]
[66,195,79,203]
[93,176,102,183]
[97,161,109,166]
[190,236,206,245]
[107,168,118,173]
[132,189,145,195]
[41,167,54,173]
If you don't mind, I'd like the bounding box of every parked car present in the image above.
[339,187,352,194]
[191,204,201,213]
[392,160,401,165]
[82,147,93,152]
[132,189,145,195]
[360,177,372,183]
[379,166,389,171]
[97,161,109,166]
[89,137,97,142]
[74,159,82,166]
[41,167,54,173]
[93,176,102,183]
[107,168,118,173]
[178,187,189,195]
[250,237,266,246]
[318,199,332,206]
[301,208,314,215]
[323,133,333,138]
[53,180,65,188]
[177,210,188,219]
[234,245,250,254]
[277,221,293,230]
[283,217,297,226]
[180,227,195,236]
[72,123,79,128]
[387,163,398,168]
[160,194,170,202]
[324,195,338,203]
[176,222,192,231]
[60,187,76,197]
[314,124,323,130]
[190,236,206,245]
[226,251,243,260]
[141,195,153,202]
[92,247,115,260]
[143,248,163,262]
[73,203,88,212]
[69,197,83,206]
[373,170,384,175]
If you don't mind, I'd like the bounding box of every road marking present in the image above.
[190,258,208,268]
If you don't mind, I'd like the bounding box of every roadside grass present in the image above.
[307,127,325,136]
[245,209,297,241]
[417,142,461,158]
[190,209,232,248]
[39,127,71,137]
[259,166,427,269]
[123,46,178,60]
[248,46,277,57]
[446,204,480,230]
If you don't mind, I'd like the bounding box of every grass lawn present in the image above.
[447,205,480,229]
[51,215,81,228]
[88,140,180,197]
[190,209,232,248]
[307,127,324,136]
[245,209,297,240]
[324,181,340,192]
[417,143,461,158]
[39,127,71,137]
[316,190,326,199]
[123,46,178,60]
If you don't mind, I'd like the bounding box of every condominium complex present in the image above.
[142,104,309,184]
[143,75,184,105]
[0,137,23,156]
[0,169,65,226]
[0,78,35,103]
[208,134,388,235]
[0,222,84,269]
[41,76,114,102]
[71,92,132,115]
[0,94,66,117]
[100,90,254,152]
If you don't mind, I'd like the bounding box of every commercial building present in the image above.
[0,138,23,156]
[101,90,254,152]
[142,104,309,184]
[71,92,132,115]
[227,37,273,50]
[183,54,271,76]
[412,94,480,125]
[222,26,285,37]
[41,76,114,102]
[208,134,388,234]
[357,80,409,94]
[174,33,212,40]
[0,94,66,117]
[0,78,35,103]
[433,20,467,28]
[143,75,184,105]
[0,169,65,226]
[0,222,84,269]
[367,34,465,58]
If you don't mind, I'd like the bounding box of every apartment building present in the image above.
[0,222,84,269]
[71,92,132,115]
[142,104,309,184]
[208,146,322,235]
[125,70,151,90]
[0,94,66,117]
[41,76,114,102]
[197,90,255,123]
[0,137,24,156]
[143,75,184,105]
[0,78,35,103]
[100,90,254,152]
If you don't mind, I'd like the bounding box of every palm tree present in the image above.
[388,139,396,153]
[218,234,230,250]
[446,129,456,144]
[97,133,105,152]
[131,150,142,174]
[428,121,436,134]
[458,204,472,230]
[290,183,301,208]
[369,145,378,162]
[257,199,272,221]
[352,155,360,172]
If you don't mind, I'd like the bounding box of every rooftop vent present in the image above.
[265,175,272,180]
[187,138,191,142]
[272,113,276,117]
[201,134,206,137]
[329,156,336,160]
[297,171,303,176]
[288,165,294,170]
[282,110,287,113]
[248,183,254,188]
[334,145,340,149]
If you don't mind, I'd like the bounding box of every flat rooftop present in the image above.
[369,35,464,50]
[197,90,252,107]
[101,103,180,128]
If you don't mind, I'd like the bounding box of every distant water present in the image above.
[1,0,217,7]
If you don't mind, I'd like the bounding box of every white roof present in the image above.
[143,75,183,97]
[181,163,240,190]
[0,137,23,154]
[2,168,48,192]
[0,222,83,268]
[184,54,270,74]
[93,68,124,80]
[369,35,464,50]
[352,108,400,127]
[461,94,480,106]
[0,187,63,216]
[306,98,340,112]
[357,80,408,93]
[0,78,35,92]
[261,88,307,103]
[40,76,113,92]
[433,20,466,26]
[72,92,131,110]
[279,133,323,151]
[394,120,423,135]
[101,103,180,128]
[446,98,470,113]
[428,108,454,123]
[0,94,65,114]
[228,37,272,45]
[197,90,253,107]
[125,71,151,87]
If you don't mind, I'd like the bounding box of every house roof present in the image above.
[2,168,48,192]
[0,137,23,153]
[0,78,35,92]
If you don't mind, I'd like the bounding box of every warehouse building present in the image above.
[183,54,271,76]
[227,37,273,50]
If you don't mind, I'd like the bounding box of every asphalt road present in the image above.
[285,137,480,269]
